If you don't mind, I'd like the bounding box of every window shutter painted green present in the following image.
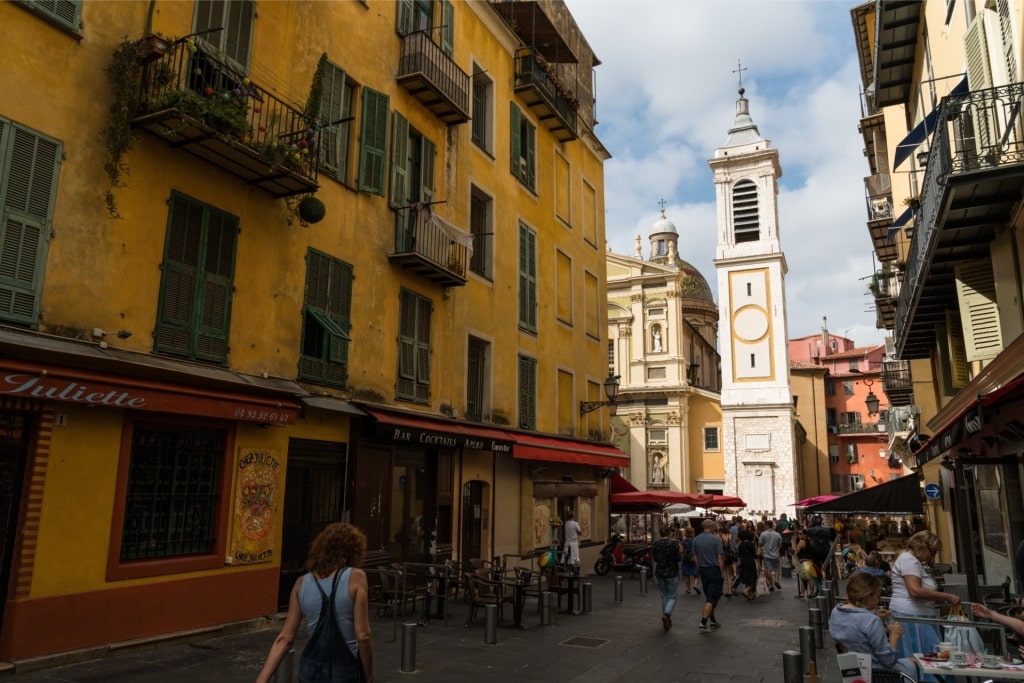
[155,195,202,356]
[397,290,417,398]
[0,122,60,324]
[518,224,537,331]
[420,136,435,206]
[440,0,455,57]
[525,122,536,189]
[195,210,237,362]
[390,112,410,208]
[300,250,352,386]
[518,356,536,429]
[396,0,414,36]
[415,294,431,385]
[955,258,1003,362]
[194,0,254,69]
[319,64,347,178]
[26,0,81,28]
[359,89,390,195]
[510,103,522,177]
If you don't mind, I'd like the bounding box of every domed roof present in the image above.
[677,259,714,301]
[651,208,677,235]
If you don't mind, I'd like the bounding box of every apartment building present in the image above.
[0,0,618,659]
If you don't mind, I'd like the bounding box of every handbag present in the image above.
[298,568,365,683]
[943,603,985,654]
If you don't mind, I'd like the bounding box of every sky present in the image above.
[565,0,887,348]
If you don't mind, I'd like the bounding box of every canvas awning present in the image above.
[803,474,922,515]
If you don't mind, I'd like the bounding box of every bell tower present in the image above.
[709,81,797,515]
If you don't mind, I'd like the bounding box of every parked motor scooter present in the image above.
[593,533,652,576]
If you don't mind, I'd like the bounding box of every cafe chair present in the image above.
[464,573,514,628]
[871,669,917,683]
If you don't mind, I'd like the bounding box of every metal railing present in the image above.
[397,31,470,119]
[865,192,894,222]
[395,208,470,280]
[514,48,578,136]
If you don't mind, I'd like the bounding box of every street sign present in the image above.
[924,483,942,500]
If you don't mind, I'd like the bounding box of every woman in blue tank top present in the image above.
[257,522,374,683]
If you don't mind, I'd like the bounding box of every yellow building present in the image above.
[0,0,618,660]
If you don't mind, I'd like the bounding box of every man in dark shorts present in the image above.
[692,518,725,632]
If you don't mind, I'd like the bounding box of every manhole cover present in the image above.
[561,637,609,648]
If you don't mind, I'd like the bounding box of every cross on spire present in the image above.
[733,59,748,91]
[658,197,667,210]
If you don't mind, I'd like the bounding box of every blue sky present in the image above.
[566,0,887,347]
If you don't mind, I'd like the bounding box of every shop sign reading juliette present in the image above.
[0,374,147,407]
[389,425,512,453]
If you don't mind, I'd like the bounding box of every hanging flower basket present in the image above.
[297,196,326,224]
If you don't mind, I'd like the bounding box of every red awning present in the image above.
[503,431,629,468]
[362,407,514,452]
[610,490,699,506]
[610,473,639,494]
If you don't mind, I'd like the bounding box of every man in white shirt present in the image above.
[563,510,582,573]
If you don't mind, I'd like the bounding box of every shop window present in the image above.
[299,249,352,387]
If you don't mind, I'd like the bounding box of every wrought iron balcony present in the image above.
[391,206,470,287]
[514,48,577,142]
[894,81,1024,358]
[881,360,913,406]
[864,174,899,263]
[396,31,470,125]
[132,43,318,198]
[870,267,900,330]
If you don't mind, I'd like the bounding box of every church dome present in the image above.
[677,259,714,301]
[651,208,677,235]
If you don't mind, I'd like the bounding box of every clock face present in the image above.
[734,305,769,342]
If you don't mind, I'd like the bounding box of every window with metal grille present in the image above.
[518,354,537,429]
[703,427,719,451]
[120,425,224,560]
[299,249,352,387]
[471,66,492,152]
[466,336,488,421]
[397,289,432,402]
[470,187,492,278]
[731,179,759,243]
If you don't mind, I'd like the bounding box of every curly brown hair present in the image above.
[306,522,367,577]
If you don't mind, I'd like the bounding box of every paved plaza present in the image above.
[1,573,842,682]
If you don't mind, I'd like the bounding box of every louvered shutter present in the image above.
[998,0,1018,81]
[397,290,417,397]
[194,0,254,69]
[156,196,202,355]
[420,136,435,206]
[30,0,80,28]
[964,16,994,160]
[440,0,455,57]
[0,123,60,324]
[518,356,536,429]
[517,224,537,331]
[510,103,522,177]
[955,258,1003,361]
[396,0,414,36]
[195,209,236,362]
[942,312,970,391]
[415,295,431,401]
[359,89,390,195]
[390,112,410,208]
[319,64,347,179]
[991,230,1023,341]
[525,121,536,189]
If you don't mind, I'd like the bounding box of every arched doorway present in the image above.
[461,480,490,563]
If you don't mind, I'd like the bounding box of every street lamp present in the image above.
[580,373,621,415]
[864,379,880,416]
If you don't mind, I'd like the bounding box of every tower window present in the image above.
[746,283,752,296]
[750,353,756,368]
[732,179,759,243]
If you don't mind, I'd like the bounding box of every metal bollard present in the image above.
[799,625,816,674]
[484,604,497,644]
[808,607,824,648]
[782,650,803,683]
[639,567,649,595]
[822,579,834,599]
[582,582,592,613]
[816,594,830,627]
[614,575,624,603]
[401,623,417,673]
[540,591,552,625]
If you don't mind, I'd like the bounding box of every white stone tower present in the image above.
[709,85,797,515]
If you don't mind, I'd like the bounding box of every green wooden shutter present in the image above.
[396,0,414,36]
[28,1,81,28]
[525,121,536,190]
[420,136,435,206]
[518,224,537,331]
[0,122,60,324]
[195,209,236,362]
[510,103,522,177]
[319,64,347,179]
[397,290,417,398]
[415,294,431,401]
[955,258,1003,362]
[440,0,455,57]
[390,112,410,208]
[518,356,536,429]
[359,89,390,195]
[155,195,202,355]
[194,0,254,68]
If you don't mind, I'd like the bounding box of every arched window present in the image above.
[732,179,759,243]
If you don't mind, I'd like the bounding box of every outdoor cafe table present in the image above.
[918,656,1024,681]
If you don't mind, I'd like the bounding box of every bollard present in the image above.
[401,623,417,673]
[639,567,649,595]
[816,594,830,627]
[540,591,552,625]
[808,607,824,649]
[484,604,497,644]
[822,579,834,599]
[782,650,803,683]
[799,625,816,674]
[582,582,592,613]
[614,575,624,603]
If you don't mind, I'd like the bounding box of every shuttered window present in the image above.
[732,179,760,242]
[955,258,1003,362]
[397,289,431,402]
[510,104,536,190]
[319,63,353,183]
[440,0,454,57]
[17,0,81,30]
[299,249,353,387]
[194,0,255,70]
[518,222,537,332]
[358,89,390,195]
[518,355,537,430]
[154,192,237,364]
[0,118,60,325]
[466,336,488,422]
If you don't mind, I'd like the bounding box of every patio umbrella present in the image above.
[793,495,839,507]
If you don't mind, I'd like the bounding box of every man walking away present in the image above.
[777,513,794,569]
[759,524,783,592]
[652,521,682,630]
[693,518,726,632]
[563,511,582,574]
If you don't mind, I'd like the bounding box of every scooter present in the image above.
[593,533,652,576]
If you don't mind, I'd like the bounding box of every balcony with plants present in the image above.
[396,31,470,125]
[107,36,321,214]
[390,204,471,287]
[895,81,1024,359]
[881,359,913,406]
[513,48,578,142]
[868,266,900,330]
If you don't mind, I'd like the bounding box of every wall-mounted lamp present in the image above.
[580,373,620,415]
[863,378,880,416]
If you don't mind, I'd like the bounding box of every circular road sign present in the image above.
[924,483,942,500]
